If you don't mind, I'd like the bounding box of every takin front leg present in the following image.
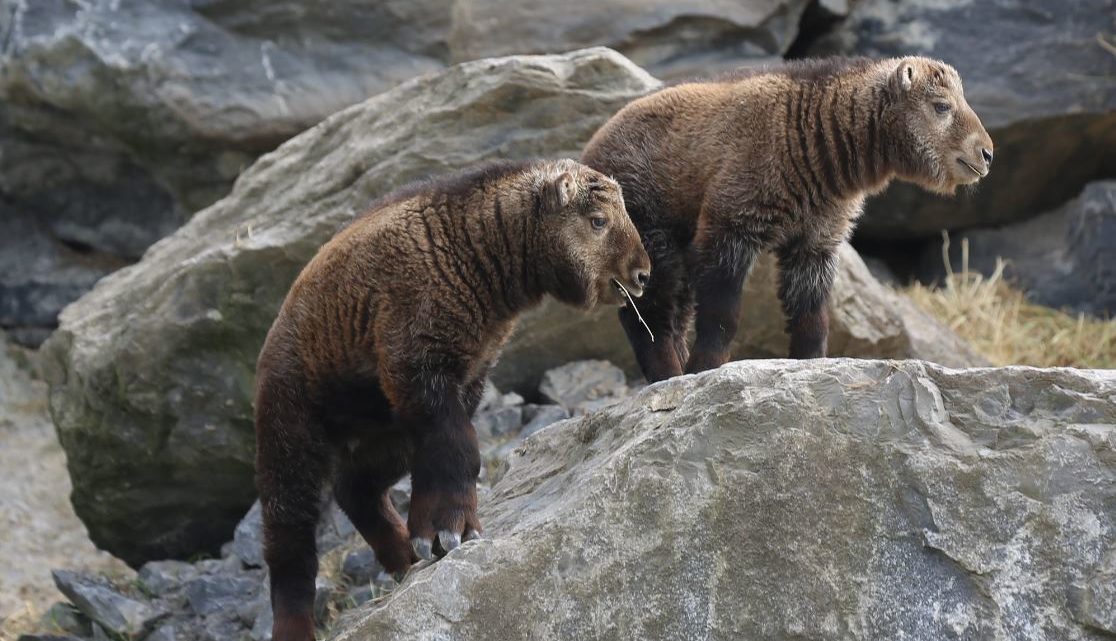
[685,229,760,375]
[620,228,691,383]
[776,241,839,359]
[378,360,483,560]
[332,435,417,579]
[405,397,482,559]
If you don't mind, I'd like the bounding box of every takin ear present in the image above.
[541,171,578,214]
[894,60,916,93]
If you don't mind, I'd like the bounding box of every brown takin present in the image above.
[253,159,650,641]
[582,56,994,382]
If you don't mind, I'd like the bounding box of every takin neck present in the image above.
[777,70,913,206]
[447,187,579,324]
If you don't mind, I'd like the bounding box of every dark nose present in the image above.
[634,269,650,289]
[982,148,993,166]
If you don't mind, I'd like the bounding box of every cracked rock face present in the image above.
[336,360,1116,641]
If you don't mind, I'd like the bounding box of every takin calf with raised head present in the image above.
[582,56,994,382]
[254,159,650,641]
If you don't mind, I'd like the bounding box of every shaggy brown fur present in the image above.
[254,159,649,641]
[582,56,994,381]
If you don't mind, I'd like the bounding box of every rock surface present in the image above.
[50,571,164,638]
[538,360,629,413]
[0,0,457,341]
[336,359,1116,641]
[810,0,1116,238]
[18,368,575,641]
[42,48,982,564]
[918,180,1116,317]
[448,0,810,78]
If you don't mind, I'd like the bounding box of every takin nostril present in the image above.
[634,270,650,288]
[982,148,993,166]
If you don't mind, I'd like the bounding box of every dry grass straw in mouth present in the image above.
[614,280,655,342]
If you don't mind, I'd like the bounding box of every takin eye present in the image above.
[933,102,951,114]
[590,216,608,230]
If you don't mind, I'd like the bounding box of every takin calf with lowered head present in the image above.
[582,56,994,382]
[254,159,650,641]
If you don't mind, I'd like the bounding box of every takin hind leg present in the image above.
[332,434,417,578]
[620,228,692,383]
[256,392,330,641]
[775,240,839,358]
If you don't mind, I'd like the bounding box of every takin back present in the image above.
[254,159,650,641]
[582,56,994,382]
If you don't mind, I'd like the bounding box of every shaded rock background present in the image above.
[0,0,451,345]
[918,180,1116,317]
[40,48,986,565]
[809,0,1116,240]
[447,0,812,77]
[339,360,1116,640]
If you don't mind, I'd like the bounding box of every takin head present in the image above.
[530,159,650,309]
[888,56,994,195]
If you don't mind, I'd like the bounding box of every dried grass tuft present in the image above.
[904,234,1116,369]
[0,603,42,641]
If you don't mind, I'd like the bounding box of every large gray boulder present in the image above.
[335,359,1116,641]
[42,48,981,565]
[0,0,449,342]
[810,0,1116,239]
[918,180,1116,317]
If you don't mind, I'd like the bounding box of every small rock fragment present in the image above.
[51,570,165,637]
[519,405,570,438]
[39,602,91,638]
[539,361,627,410]
[184,575,259,616]
[341,548,384,586]
[474,406,524,439]
[138,560,199,596]
[230,502,265,567]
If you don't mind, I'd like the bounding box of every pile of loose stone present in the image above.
[20,361,635,641]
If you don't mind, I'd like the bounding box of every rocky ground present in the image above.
[0,335,126,627]
[14,359,1116,641]
[10,360,632,641]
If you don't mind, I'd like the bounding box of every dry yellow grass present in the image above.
[904,235,1116,369]
[1,603,42,641]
